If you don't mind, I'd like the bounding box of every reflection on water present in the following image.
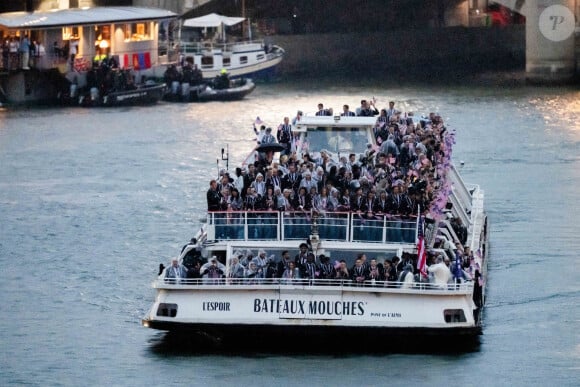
[148,331,481,357]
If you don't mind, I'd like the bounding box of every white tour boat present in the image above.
[142,112,488,348]
[177,13,285,80]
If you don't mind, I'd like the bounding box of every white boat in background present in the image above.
[142,110,488,349]
[177,13,284,80]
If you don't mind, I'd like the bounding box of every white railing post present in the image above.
[348,213,353,242]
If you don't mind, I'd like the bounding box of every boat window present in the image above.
[256,54,264,60]
[444,309,467,323]
[240,56,248,64]
[301,126,370,154]
[223,57,231,67]
[157,303,178,317]
[201,56,214,69]
[123,22,152,42]
[62,26,79,40]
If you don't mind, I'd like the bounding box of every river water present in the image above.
[0,79,579,386]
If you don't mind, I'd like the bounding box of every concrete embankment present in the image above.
[272,26,525,81]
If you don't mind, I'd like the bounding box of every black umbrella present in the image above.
[256,142,285,153]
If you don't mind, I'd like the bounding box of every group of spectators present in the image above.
[207,100,449,225]
[166,241,481,289]
[1,33,47,71]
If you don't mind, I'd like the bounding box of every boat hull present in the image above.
[143,320,481,352]
[80,83,166,107]
[101,83,166,107]
[195,81,256,102]
[201,54,283,81]
[142,281,481,348]
[164,80,255,102]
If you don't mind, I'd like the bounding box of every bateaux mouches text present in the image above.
[254,298,365,316]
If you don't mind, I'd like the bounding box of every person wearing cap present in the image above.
[165,257,188,284]
[214,68,230,89]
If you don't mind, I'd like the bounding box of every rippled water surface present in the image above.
[0,80,579,386]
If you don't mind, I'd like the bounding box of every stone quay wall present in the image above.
[271,26,525,78]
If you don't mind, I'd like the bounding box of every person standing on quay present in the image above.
[19,34,30,70]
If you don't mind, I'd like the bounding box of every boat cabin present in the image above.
[0,6,176,103]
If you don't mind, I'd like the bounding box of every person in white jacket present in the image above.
[428,255,452,288]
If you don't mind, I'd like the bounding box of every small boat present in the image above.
[99,82,166,107]
[78,67,166,107]
[164,76,255,102]
[193,78,255,102]
[176,13,284,81]
[142,109,488,349]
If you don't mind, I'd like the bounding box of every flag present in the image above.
[416,216,427,278]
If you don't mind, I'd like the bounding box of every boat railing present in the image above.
[449,164,473,215]
[178,39,266,55]
[208,211,418,244]
[156,277,474,292]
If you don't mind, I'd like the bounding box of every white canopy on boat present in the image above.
[182,13,245,28]
[0,6,176,29]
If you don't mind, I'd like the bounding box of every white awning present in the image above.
[0,6,177,29]
[182,13,245,28]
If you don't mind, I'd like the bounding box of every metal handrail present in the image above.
[207,210,418,243]
[178,39,266,54]
[156,277,474,292]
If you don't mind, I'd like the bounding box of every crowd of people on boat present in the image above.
[166,241,482,291]
[207,100,450,225]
